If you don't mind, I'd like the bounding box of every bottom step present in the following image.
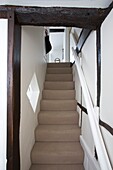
[30,164,84,170]
[31,142,83,164]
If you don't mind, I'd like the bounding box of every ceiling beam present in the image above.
[0,3,113,29]
[50,29,64,33]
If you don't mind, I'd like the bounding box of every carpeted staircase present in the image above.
[30,62,84,170]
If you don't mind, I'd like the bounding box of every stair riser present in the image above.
[32,156,83,164]
[44,82,74,90]
[45,74,73,81]
[47,68,72,74]
[35,129,80,142]
[47,63,71,68]
[39,112,79,125]
[30,165,84,170]
[40,100,77,111]
[31,143,83,164]
[42,90,75,100]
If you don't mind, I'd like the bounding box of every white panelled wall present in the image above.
[72,8,113,170]
[72,30,100,169]
[20,26,47,170]
[101,9,113,167]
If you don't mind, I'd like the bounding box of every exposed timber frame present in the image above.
[0,3,113,29]
[75,29,91,54]
[0,2,113,170]
[77,103,113,136]
[0,9,21,170]
[96,28,101,107]
[7,11,21,170]
[7,11,15,170]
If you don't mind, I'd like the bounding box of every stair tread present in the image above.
[40,100,77,111]
[47,68,72,74]
[31,142,84,164]
[38,111,79,125]
[39,110,78,114]
[30,164,84,170]
[36,124,80,130]
[35,125,80,142]
[42,90,75,100]
[47,63,71,68]
[44,81,75,90]
[45,74,73,81]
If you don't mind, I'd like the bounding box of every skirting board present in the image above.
[80,135,100,170]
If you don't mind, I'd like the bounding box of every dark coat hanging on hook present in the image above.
[45,35,52,54]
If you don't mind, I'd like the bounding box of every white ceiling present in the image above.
[0,0,113,8]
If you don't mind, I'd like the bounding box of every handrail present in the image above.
[72,47,112,170]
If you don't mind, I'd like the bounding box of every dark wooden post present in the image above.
[96,28,101,107]
[7,10,15,170]
[7,10,21,170]
[13,23,21,170]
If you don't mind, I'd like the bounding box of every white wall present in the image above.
[49,32,64,62]
[64,27,70,62]
[101,9,113,167]
[0,19,8,170]
[81,31,97,158]
[82,31,97,106]
[20,26,47,170]
[70,27,82,62]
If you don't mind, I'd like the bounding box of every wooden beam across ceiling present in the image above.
[0,2,113,29]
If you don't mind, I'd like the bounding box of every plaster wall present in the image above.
[101,9,113,167]
[49,32,64,62]
[81,31,97,153]
[0,19,8,170]
[20,26,47,170]
[82,31,97,106]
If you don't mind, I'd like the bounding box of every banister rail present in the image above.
[72,47,112,170]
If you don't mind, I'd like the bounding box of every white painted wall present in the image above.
[70,27,82,62]
[0,19,8,170]
[49,32,64,62]
[82,31,97,106]
[101,9,113,167]
[81,31,97,166]
[70,33,75,63]
[64,27,70,62]
[20,26,47,170]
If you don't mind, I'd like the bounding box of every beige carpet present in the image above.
[30,63,84,170]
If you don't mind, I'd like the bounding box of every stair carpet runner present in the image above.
[30,62,84,170]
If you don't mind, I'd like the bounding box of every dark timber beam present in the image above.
[50,29,64,33]
[96,28,101,107]
[99,119,113,136]
[76,29,91,54]
[0,3,113,29]
[77,103,113,136]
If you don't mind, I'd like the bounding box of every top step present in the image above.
[47,63,72,68]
